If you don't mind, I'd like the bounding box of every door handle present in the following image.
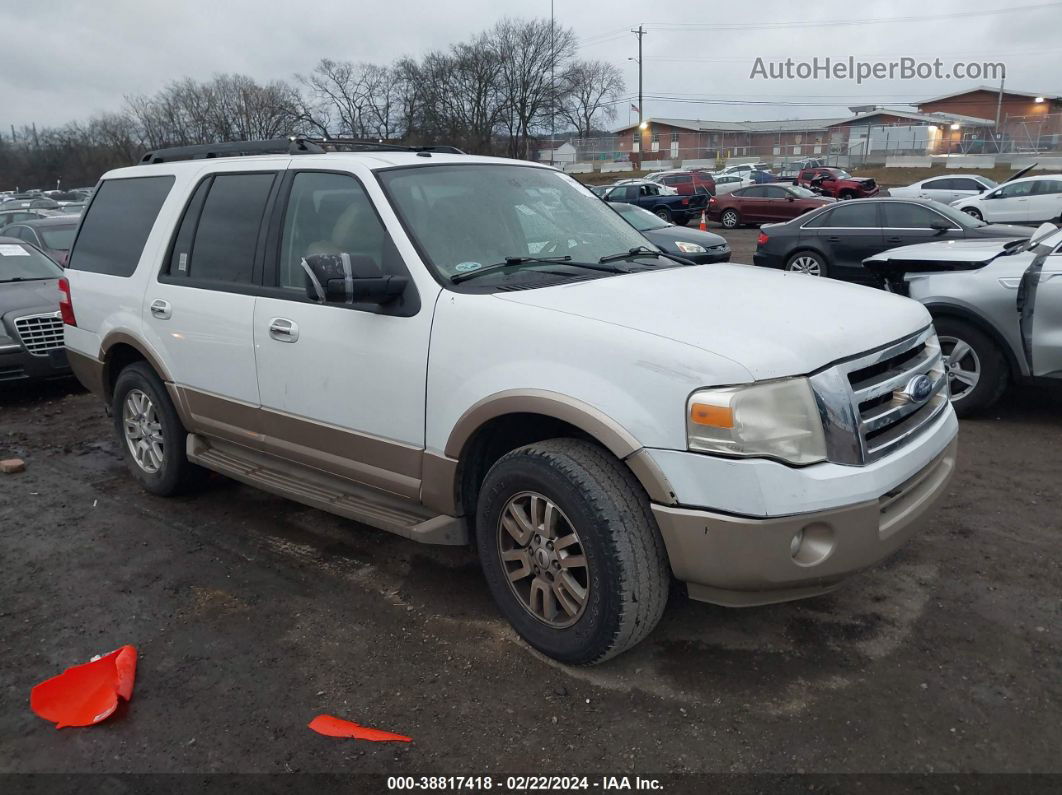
[826,236,841,242]
[149,299,171,320]
[885,237,903,243]
[268,318,299,343]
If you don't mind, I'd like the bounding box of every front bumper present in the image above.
[688,248,731,264]
[652,438,957,607]
[0,346,71,385]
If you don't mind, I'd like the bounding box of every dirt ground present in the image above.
[0,352,1059,780]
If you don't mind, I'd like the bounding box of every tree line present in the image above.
[1,17,624,190]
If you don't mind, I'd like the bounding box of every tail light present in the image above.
[757,232,769,247]
[709,196,718,207]
[681,197,689,206]
[58,277,77,327]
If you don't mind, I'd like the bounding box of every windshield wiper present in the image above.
[0,277,48,283]
[451,255,625,284]
[598,245,696,267]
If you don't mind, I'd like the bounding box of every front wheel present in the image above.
[961,207,983,222]
[720,208,740,228]
[838,190,855,200]
[934,317,1008,416]
[654,207,672,223]
[475,439,670,665]
[112,362,205,496]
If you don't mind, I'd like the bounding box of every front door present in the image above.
[880,201,964,248]
[251,168,438,499]
[1020,233,1062,379]
[984,180,1034,222]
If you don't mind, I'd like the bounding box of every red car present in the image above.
[652,170,716,196]
[797,167,879,200]
[707,184,834,228]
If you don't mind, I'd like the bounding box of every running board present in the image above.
[186,434,468,545]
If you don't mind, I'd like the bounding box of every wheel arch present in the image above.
[100,333,174,404]
[439,390,676,521]
[926,303,1025,378]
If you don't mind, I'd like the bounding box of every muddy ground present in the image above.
[0,313,1059,781]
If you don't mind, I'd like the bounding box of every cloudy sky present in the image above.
[2,0,1060,131]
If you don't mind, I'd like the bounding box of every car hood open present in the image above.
[494,264,930,380]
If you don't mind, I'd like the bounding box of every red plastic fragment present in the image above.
[308,714,412,743]
[30,645,138,729]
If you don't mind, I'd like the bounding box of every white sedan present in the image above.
[711,174,753,195]
[889,174,996,204]
[951,174,1062,224]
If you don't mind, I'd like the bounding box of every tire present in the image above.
[475,438,670,665]
[838,190,856,200]
[785,250,828,277]
[720,208,740,228]
[654,206,672,223]
[934,317,1008,417]
[112,361,205,496]
[961,207,983,222]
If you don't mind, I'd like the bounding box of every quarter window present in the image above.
[67,175,174,277]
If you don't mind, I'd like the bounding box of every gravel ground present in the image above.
[0,350,1059,779]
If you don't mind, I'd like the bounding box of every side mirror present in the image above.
[786,194,795,202]
[977,186,986,193]
[302,253,408,306]
[929,220,950,234]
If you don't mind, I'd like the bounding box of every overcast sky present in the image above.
[2,0,1060,131]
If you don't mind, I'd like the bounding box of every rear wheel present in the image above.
[785,250,827,277]
[838,190,856,200]
[720,208,740,228]
[475,439,670,665]
[935,317,1008,417]
[654,206,672,223]
[112,362,205,496]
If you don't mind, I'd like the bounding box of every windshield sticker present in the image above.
[0,244,29,256]
[455,262,482,273]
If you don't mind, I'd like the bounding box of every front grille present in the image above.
[810,327,949,465]
[14,312,64,356]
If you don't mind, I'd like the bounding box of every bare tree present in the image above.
[560,60,625,139]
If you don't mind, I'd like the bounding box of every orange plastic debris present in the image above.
[30,645,138,729]
[308,714,412,743]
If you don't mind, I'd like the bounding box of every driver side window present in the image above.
[996,181,1034,199]
[278,172,402,290]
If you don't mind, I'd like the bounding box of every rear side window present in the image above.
[178,173,275,284]
[67,176,174,277]
[819,203,880,228]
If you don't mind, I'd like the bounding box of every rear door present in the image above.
[916,177,955,203]
[147,167,281,409]
[1029,179,1062,222]
[814,201,883,282]
[948,177,990,203]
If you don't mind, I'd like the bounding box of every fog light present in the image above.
[790,529,804,557]
[790,522,835,567]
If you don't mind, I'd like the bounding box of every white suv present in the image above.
[62,138,959,664]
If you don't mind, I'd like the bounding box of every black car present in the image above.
[611,202,730,263]
[0,237,71,385]
[0,216,80,266]
[752,197,1032,284]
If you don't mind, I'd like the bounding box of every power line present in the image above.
[639,1,1062,31]
[643,49,1062,63]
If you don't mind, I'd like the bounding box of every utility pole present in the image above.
[630,24,646,169]
[550,0,555,158]
[994,73,1006,149]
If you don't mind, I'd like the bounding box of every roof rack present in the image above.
[139,136,464,164]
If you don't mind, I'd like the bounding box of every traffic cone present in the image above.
[699,210,707,232]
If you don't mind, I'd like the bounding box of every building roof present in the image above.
[827,108,996,127]
[613,116,846,134]
[918,86,1060,104]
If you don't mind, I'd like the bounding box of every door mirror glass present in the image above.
[302,253,408,306]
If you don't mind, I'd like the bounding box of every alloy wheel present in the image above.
[787,256,822,276]
[497,491,590,628]
[940,335,981,400]
[721,210,738,228]
[123,389,164,474]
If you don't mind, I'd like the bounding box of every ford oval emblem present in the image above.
[900,374,934,404]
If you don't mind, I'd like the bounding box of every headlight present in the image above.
[686,378,827,465]
[675,241,707,254]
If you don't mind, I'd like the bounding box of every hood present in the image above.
[864,238,1018,266]
[643,225,727,249]
[494,264,929,380]
[0,278,60,317]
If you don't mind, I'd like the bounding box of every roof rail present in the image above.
[138,136,465,164]
[139,137,324,164]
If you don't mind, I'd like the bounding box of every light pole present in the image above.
[628,25,645,169]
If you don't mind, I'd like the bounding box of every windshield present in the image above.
[40,226,77,250]
[378,164,653,283]
[612,202,669,232]
[831,170,852,179]
[980,177,998,189]
[787,186,817,198]
[0,242,63,280]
